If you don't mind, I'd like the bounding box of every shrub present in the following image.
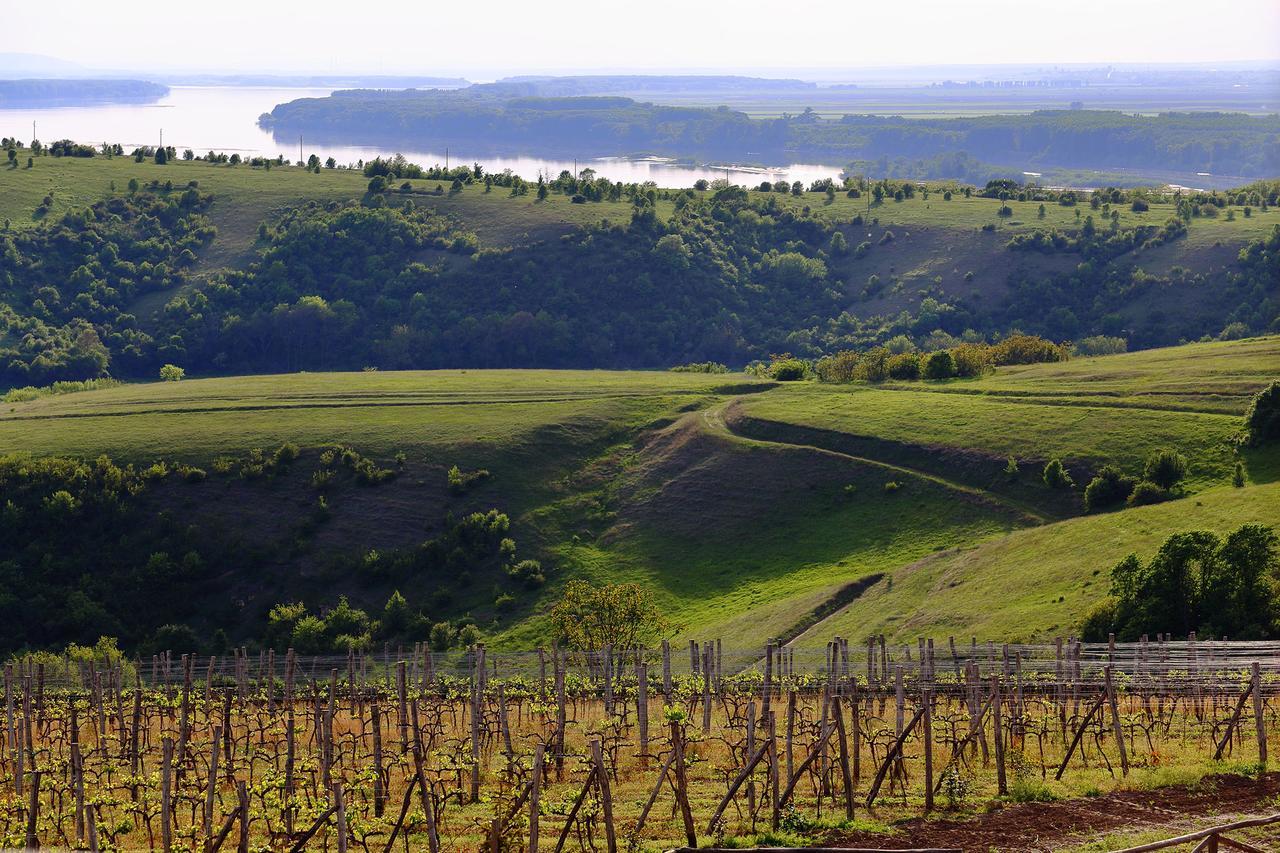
[494,592,516,612]
[507,559,546,589]
[1234,461,1247,488]
[1127,481,1169,506]
[769,359,808,381]
[1143,448,1187,491]
[1244,382,1280,446]
[1003,456,1019,480]
[878,230,894,245]
[1131,199,1149,212]
[429,621,454,651]
[997,205,1014,217]
[1042,458,1073,490]
[448,465,491,494]
[887,352,921,380]
[159,364,185,381]
[669,361,729,374]
[1073,335,1127,356]
[922,350,956,380]
[1083,465,1135,512]
[883,480,902,493]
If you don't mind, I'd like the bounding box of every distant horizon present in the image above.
[5,0,1279,75]
[3,53,1278,86]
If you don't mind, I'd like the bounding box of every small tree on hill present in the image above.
[1143,448,1188,491]
[550,581,671,657]
[1245,382,1280,446]
[159,364,185,381]
[1043,458,1073,490]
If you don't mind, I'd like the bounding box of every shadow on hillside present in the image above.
[1243,446,1280,485]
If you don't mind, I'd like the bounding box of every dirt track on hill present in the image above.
[829,773,1280,851]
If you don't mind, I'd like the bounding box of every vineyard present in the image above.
[3,635,1280,851]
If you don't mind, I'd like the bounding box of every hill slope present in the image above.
[0,337,1275,653]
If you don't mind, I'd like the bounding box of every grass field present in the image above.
[1,336,1274,647]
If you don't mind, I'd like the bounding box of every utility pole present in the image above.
[299,134,303,166]
[445,147,449,170]
[160,128,163,149]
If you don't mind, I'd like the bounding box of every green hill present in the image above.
[0,152,1276,389]
[0,336,1274,654]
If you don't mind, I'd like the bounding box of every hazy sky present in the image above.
[6,0,1279,74]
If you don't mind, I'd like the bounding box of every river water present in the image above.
[0,86,843,187]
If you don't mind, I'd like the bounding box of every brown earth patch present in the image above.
[829,773,1280,852]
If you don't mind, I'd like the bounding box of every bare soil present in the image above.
[829,773,1280,852]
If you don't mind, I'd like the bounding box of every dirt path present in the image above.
[828,773,1280,852]
[702,400,1045,524]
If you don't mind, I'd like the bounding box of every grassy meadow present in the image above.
[0,336,1274,647]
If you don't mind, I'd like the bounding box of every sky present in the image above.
[5,0,1279,75]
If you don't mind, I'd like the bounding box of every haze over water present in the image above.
[0,86,843,187]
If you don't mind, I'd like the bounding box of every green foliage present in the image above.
[549,580,670,650]
[1245,382,1280,446]
[1083,465,1136,512]
[1234,461,1247,488]
[1042,458,1073,490]
[1127,480,1170,507]
[448,464,491,494]
[159,364,185,381]
[1087,524,1279,639]
[1143,448,1188,490]
[768,358,809,381]
[922,350,956,380]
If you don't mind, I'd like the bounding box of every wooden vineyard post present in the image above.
[1105,666,1129,776]
[236,780,249,853]
[371,700,385,817]
[334,783,348,853]
[922,690,934,813]
[529,743,544,853]
[702,645,713,734]
[1254,662,1268,765]
[991,676,1007,796]
[591,739,617,853]
[662,640,672,697]
[785,689,796,782]
[470,667,482,802]
[161,737,173,853]
[204,728,221,853]
[671,720,697,847]
[762,641,774,718]
[832,696,854,819]
[768,711,780,830]
[637,662,649,761]
[555,652,566,781]
[24,770,40,850]
[603,644,614,714]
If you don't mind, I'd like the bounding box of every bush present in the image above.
[1003,456,1019,480]
[1234,461,1247,488]
[1245,382,1280,446]
[1143,449,1187,491]
[1073,335,1127,356]
[1042,458,1073,490]
[886,352,921,380]
[1127,481,1169,506]
[922,350,956,380]
[769,359,808,381]
[159,364,185,381]
[883,480,902,493]
[507,559,546,589]
[1083,465,1135,512]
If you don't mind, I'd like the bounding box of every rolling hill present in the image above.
[0,336,1275,653]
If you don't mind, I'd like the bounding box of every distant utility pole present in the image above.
[445,147,449,170]
[299,134,303,165]
[160,128,163,149]
[31,120,35,143]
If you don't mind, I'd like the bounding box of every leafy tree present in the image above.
[1042,458,1073,490]
[159,364,185,381]
[1127,480,1169,506]
[923,350,956,380]
[1083,465,1135,512]
[550,581,671,652]
[1084,524,1278,640]
[1245,382,1280,446]
[1143,449,1188,490]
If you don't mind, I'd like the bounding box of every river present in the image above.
[0,86,843,187]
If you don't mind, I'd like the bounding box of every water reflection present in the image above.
[0,86,843,187]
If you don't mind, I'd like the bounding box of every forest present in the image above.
[260,87,1280,178]
[2,169,1278,384]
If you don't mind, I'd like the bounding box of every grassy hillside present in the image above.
[801,480,1280,643]
[0,336,1274,653]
